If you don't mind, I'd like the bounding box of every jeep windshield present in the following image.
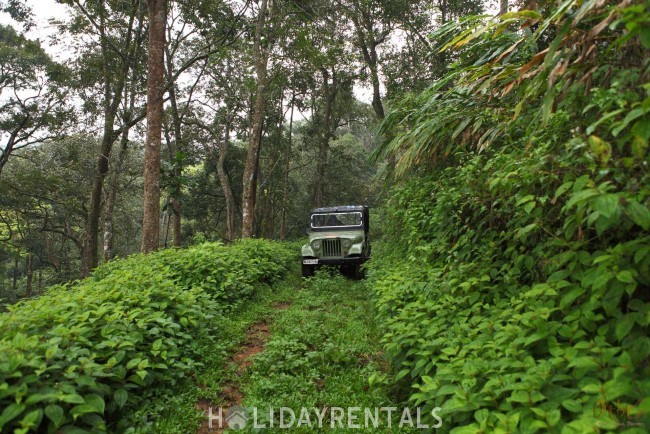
[310,212,362,229]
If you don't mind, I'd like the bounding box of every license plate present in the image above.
[303,259,318,265]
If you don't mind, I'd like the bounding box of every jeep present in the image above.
[301,205,371,278]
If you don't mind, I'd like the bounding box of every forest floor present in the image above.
[142,268,412,433]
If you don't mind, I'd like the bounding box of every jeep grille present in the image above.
[322,239,342,258]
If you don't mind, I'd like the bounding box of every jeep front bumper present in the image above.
[302,256,366,266]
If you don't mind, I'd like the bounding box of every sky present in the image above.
[0,0,380,105]
[0,0,71,61]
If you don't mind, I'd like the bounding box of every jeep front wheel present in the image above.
[302,264,315,278]
[353,264,365,280]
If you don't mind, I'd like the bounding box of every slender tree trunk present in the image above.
[440,0,447,24]
[163,115,183,248]
[103,66,138,261]
[241,0,269,238]
[313,68,338,208]
[25,254,33,297]
[260,187,273,239]
[364,41,384,120]
[499,0,508,15]
[351,8,386,121]
[45,233,61,272]
[162,207,170,246]
[216,122,236,241]
[141,0,166,253]
[170,197,181,246]
[103,133,129,261]
[165,53,184,247]
[280,88,295,240]
[251,122,266,238]
[261,179,274,239]
[261,92,284,239]
[82,130,116,276]
[80,2,137,276]
[12,256,18,294]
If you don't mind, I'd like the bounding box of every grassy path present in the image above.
[140,272,299,433]
[145,269,414,433]
[237,271,394,432]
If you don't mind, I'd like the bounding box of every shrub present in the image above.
[370,1,650,431]
[0,239,293,433]
[369,124,650,433]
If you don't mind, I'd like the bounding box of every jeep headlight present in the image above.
[311,240,321,250]
[342,239,352,249]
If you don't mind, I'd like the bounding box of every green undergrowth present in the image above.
[144,271,300,433]
[0,239,293,433]
[369,128,650,432]
[236,270,413,433]
[368,2,650,432]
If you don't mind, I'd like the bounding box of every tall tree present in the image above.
[344,0,393,120]
[162,0,248,243]
[287,2,353,208]
[190,50,247,241]
[102,46,145,261]
[241,0,271,238]
[312,67,339,207]
[141,0,166,252]
[62,0,147,276]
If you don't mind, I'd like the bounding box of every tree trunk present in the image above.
[12,256,18,294]
[103,132,129,261]
[45,233,61,272]
[170,197,181,246]
[103,65,139,261]
[499,0,508,15]
[261,92,284,239]
[163,116,184,248]
[351,7,386,121]
[141,0,166,253]
[164,50,184,247]
[216,122,236,241]
[81,131,116,276]
[280,88,295,240]
[367,45,384,119]
[241,0,269,239]
[313,68,338,208]
[25,254,33,297]
[80,2,138,276]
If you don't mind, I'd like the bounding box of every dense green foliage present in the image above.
[2,0,649,432]
[0,240,292,433]
[370,0,650,432]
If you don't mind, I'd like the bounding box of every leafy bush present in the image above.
[370,1,650,432]
[0,239,293,433]
[371,139,650,432]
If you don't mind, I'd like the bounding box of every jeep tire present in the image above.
[353,264,365,280]
[302,263,315,278]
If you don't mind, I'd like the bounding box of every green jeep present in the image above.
[301,205,371,278]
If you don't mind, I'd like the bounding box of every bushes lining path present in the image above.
[0,240,292,433]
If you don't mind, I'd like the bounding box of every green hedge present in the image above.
[0,239,293,433]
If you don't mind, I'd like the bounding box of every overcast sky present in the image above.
[0,0,71,61]
[0,0,380,104]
